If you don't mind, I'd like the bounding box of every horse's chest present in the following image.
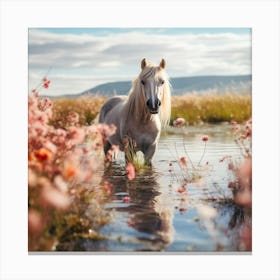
[131,125,160,149]
[122,118,161,150]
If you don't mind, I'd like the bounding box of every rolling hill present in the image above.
[49,75,252,98]
[80,75,251,96]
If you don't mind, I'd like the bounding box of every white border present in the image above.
[1,0,279,280]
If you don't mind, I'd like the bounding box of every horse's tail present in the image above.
[98,96,126,123]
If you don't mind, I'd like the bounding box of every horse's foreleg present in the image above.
[144,144,157,166]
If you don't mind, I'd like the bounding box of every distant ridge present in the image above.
[50,75,252,98]
[81,75,251,96]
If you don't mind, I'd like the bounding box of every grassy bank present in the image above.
[171,94,251,125]
[51,93,251,127]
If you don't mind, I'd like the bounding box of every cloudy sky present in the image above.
[28,28,251,96]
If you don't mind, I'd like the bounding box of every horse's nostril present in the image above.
[158,100,161,106]
[146,99,150,107]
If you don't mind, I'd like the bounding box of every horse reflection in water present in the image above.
[104,163,175,250]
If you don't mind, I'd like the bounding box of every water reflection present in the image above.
[56,124,252,252]
[104,163,175,249]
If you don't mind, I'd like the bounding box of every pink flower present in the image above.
[28,209,43,235]
[42,77,51,89]
[177,185,187,193]
[173,117,186,127]
[28,168,37,187]
[123,196,131,203]
[67,112,80,125]
[179,156,187,168]
[202,135,209,142]
[54,175,68,193]
[126,162,135,180]
[68,126,85,145]
[40,185,70,210]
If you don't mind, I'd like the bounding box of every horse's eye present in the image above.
[160,80,165,85]
[141,80,145,85]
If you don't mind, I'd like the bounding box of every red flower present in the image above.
[202,135,209,142]
[35,148,52,162]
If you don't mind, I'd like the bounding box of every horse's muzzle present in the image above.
[146,98,161,114]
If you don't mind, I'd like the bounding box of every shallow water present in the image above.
[58,124,251,253]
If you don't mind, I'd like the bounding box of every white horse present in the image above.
[99,58,171,165]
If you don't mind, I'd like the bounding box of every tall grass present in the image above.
[50,96,106,128]
[171,94,251,125]
[50,93,251,128]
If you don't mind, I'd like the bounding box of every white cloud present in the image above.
[28,29,251,95]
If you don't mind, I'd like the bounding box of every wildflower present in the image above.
[123,196,131,203]
[28,168,37,187]
[40,185,70,210]
[179,156,187,168]
[64,165,76,180]
[35,148,52,162]
[202,135,209,142]
[177,185,186,193]
[28,209,43,235]
[103,181,112,195]
[31,89,39,97]
[54,175,68,193]
[44,141,57,154]
[68,126,85,145]
[173,117,186,127]
[42,77,51,89]
[67,112,80,125]
[126,162,135,180]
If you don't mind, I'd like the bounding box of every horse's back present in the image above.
[99,96,126,123]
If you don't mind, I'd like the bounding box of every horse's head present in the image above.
[139,58,168,115]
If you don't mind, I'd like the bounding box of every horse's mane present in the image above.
[125,62,171,127]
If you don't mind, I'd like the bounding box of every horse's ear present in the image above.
[141,58,147,70]
[159,58,166,69]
